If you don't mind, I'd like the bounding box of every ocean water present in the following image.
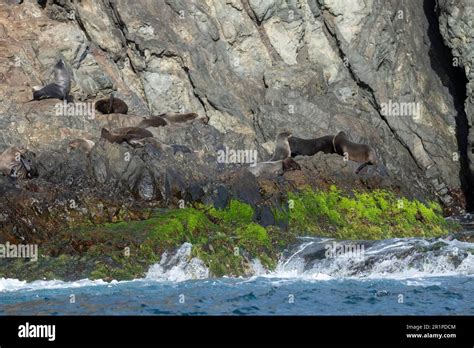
[0,236,473,315]
[0,275,473,315]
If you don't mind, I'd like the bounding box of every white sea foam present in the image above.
[0,243,209,292]
[263,238,474,281]
[145,242,209,282]
[0,277,118,292]
[1,237,472,292]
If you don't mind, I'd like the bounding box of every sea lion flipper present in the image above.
[108,93,114,114]
[355,162,369,174]
[20,156,31,172]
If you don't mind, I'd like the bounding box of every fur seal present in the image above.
[68,139,95,154]
[101,127,153,145]
[137,112,208,128]
[161,112,208,124]
[289,135,335,157]
[33,58,72,102]
[248,157,301,177]
[95,93,128,114]
[128,137,192,155]
[333,131,378,174]
[0,146,36,179]
[270,131,292,161]
[136,116,168,129]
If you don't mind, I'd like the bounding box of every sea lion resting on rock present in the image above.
[289,135,335,157]
[0,146,37,179]
[137,112,208,128]
[33,58,72,102]
[95,93,128,114]
[248,157,301,177]
[333,131,378,174]
[270,131,292,161]
[162,112,204,124]
[68,139,95,154]
[101,127,153,145]
[128,137,192,155]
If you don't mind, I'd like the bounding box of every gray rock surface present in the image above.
[0,0,472,236]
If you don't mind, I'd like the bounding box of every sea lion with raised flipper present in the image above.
[32,58,72,102]
[68,139,95,154]
[248,157,301,178]
[333,131,378,174]
[289,135,335,157]
[269,131,292,161]
[0,146,37,180]
[101,127,153,145]
[95,93,128,114]
[128,137,192,155]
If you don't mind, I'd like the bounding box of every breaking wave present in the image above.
[264,236,474,280]
[1,232,473,292]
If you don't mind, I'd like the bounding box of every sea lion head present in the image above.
[95,100,106,114]
[68,139,95,153]
[127,138,152,148]
[21,152,38,179]
[101,128,111,139]
[68,139,81,149]
[55,58,65,69]
[368,147,378,165]
[201,115,210,124]
[336,131,347,139]
[8,148,38,179]
[277,131,292,140]
[192,113,210,125]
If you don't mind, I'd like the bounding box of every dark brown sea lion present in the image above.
[101,127,153,145]
[32,58,72,102]
[0,146,37,179]
[68,139,95,154]
[95,93,128,114]
[333,131,378,174]
[289,135,335,157]
[269,131,292,161]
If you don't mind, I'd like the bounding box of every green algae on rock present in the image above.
[0,187,459,281]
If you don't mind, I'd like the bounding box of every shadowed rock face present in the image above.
[0,0,472,238]
[436,0,474,210]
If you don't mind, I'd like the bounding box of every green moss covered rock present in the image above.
[0,186,459,281]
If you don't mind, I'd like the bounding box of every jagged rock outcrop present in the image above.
[0,0,472,238]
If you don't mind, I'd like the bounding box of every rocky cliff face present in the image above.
[437,0,474,209]
[0,0,472,238]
